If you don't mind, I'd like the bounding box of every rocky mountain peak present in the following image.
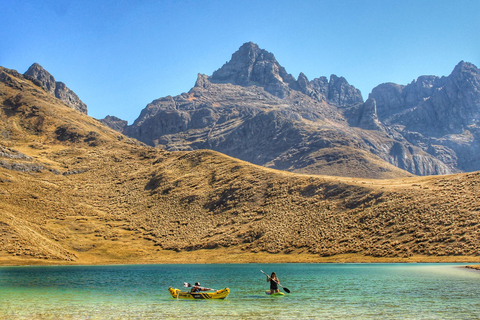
[24,63,57,95]
[450,61,480,93]
[24,63,87,114]
[452,60,477,74]
[210,42,297,98]
[211,42,276,84]
[207,42,364,105]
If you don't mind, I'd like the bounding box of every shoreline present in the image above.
[2,250,480,267]
[466,265,480,271]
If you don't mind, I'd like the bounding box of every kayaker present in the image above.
[266,272,280,294]
[190,282,211,293]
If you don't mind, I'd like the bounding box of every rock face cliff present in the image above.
[123,42,473,177]
[24,63,87,114]
[368,61,480,173]
[370,61,480,136]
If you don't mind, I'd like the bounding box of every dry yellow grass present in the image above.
[1,66,480,266]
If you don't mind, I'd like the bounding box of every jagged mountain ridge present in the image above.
[367,61,480,173]
[18,43,479,177]
[209,42,363,106]
[124,74,415,178]
[122,42,463,177]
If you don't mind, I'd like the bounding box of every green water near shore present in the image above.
[1,263,479,319]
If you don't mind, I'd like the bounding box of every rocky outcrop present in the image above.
[210,42,298,98]
[299,73,363,107]
[24,63,57,95]
[327,74,364,107]
[24,63,87,114]
[99,115,128,132]
[343,98,383,131]
[387,141,452,176]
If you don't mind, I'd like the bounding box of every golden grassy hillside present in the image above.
[1,67,480,265]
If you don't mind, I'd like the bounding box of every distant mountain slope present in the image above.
[123,42,469,177]
[122,42,480,178]
[1,65,480,265]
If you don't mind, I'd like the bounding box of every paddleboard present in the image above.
[265,290,285,296]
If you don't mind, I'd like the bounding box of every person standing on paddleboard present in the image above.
[267,272,280,294]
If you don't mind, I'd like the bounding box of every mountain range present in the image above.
[1,44,480,265]
[95,42,480,178]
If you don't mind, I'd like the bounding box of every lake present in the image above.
[1,263,479,319]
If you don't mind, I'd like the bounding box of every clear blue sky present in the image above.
[1,0,479,124]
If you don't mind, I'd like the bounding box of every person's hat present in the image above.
[195,282,200,286]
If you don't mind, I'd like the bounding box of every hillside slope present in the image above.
[1,66,480,265]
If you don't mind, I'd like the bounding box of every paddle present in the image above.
[260,270,291,293]
[183,282,216,291]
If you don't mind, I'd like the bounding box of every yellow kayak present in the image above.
[169,287,230,299]
[265,291,285,296]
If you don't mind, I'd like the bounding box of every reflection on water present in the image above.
[0,263,479,319]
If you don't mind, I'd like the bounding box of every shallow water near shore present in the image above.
[1,263,479,319]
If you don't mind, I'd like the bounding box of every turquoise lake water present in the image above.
[1,263,479,319]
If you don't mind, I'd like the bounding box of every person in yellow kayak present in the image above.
[266,272,280,294]
[190,282,212,293]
